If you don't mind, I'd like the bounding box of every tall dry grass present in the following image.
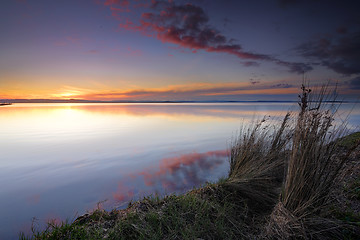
[227,113,292,211]
[228,83,359,238]
[283,85,344,214]
[267,84,359,239]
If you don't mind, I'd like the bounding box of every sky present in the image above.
[1,0,360,101]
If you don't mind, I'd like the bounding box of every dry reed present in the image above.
[266,84,359,239]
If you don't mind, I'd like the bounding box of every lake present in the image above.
[0,102,359,239]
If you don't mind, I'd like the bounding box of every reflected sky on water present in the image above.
[0,103,358,239]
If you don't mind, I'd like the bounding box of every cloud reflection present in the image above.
[27,194,40,205]
[112,149,228,204]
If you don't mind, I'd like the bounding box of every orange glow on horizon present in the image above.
[1,80,339,101]
[201,88,299,96]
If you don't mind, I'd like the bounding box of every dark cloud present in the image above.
[278,0,301,7]
[242,61,260,67]
[336,26,348,34]
[349,76,360,89]
[297,31,360,75]
[107,0,311,74]
[277,0,321,8]
[250,79,260,85]
[223,17,230,28]
[271,83,293,88]
[276,60,313,74]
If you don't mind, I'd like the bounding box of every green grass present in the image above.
[347,177,360,201]
[338,132,360,149]
[21,184,258,239]
[108,193,244,240]
[333,208,360,224]
[19,220,99,240]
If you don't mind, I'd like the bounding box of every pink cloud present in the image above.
[102,0,312,74]
[104,0,130,7]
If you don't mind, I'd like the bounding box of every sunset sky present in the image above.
[1,0,359,101]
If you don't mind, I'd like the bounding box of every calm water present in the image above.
[0,103,359,239]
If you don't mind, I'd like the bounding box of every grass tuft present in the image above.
[266,84,360,239]
[227,113,292,213]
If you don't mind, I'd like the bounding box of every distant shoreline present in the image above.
[0,99,351,104]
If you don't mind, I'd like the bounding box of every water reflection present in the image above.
[0,102,291,119]
[111,149,228,206]
[0,103,358,239]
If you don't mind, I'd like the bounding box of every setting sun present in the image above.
[50,88,87,99]
[58,93,77,98]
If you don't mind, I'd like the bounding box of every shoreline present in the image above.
[20,132,360,240]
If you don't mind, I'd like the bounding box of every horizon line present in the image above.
[1,99,350,104]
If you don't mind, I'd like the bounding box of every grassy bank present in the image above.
[21,86,360,239]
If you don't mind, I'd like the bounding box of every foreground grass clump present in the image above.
[21,84,360,239]
[227,112,291,212]
[266,85,360,239]
[22,183,258,240]
[107,192,247,239]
